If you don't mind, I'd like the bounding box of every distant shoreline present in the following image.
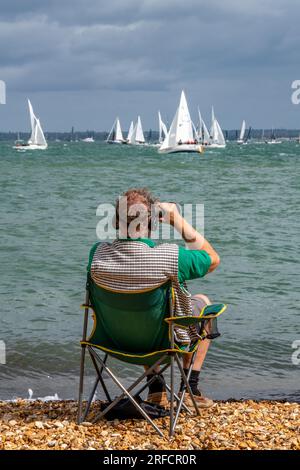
[1,129,300,142]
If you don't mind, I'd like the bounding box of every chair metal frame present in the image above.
[77,286,201,438]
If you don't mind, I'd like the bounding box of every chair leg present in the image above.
[89,351,111,402]
[174,353,200,419]
[91,349,167,423]
[77,344,86,424]
[79,350,111,423]
[82,377,100,422]
[169,354,175,437]
[92,351,163,437]
[77,288,91,424]
[169,354,198,434]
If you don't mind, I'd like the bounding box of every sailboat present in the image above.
[13,99,48,150]
[237,120,246,144]
[159,90,203,154]
[243,126,252,144]
[209,107,226,148]
[127,121,134,143]
[128,116,146,145]
[197,108,210,146]
[106,117,126,144]
[150,111,168,147]
[158,111,168,144]
[265,129,282,145]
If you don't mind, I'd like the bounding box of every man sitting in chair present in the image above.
[90,188,220,409]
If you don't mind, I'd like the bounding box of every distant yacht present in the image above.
[159,90,203,154]
[237,120,246,144]
[158,111,168,144]
[237,121,252,145]
[209,107,226,148]
[13,99,48,150]
[266,129,282,145]
[243,126,252,144]
[82,136,95,142]
[197,107,210,146]
[127,121,134,143]
[150,111,168,147]
[106,117,126,144]
[128,116,146,145]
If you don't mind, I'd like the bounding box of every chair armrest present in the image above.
[165,303,227,328]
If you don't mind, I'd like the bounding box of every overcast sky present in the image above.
[1,0,300,131]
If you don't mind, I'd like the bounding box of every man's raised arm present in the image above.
[158,202,220,272]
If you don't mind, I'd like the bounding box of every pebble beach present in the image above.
[0,400,299,450]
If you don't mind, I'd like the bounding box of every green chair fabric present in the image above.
[82,275,177,365]
[82,274,227,365]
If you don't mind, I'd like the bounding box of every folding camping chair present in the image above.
[77,273,226,437]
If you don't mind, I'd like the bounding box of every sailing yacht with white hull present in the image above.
[106,117,126,144]
[209,107,226,148]
[266,129,282,144]
[128,116,146,145]
[159,91,203,154]
[13,99,48,150]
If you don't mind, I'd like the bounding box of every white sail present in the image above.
[215,119,226,146]
[115,118,123,142]
[197,108,210,144]
[176,90,194,143]
[160,107,179,150]
[160,90,195,151]
[27,99,47,148]
[127,121,134,142]
[34,119,47,146]
[202,119,210,144]
[210,106,225,147]
[197,107,202,141]
[107,117,124,143]
[129,116,145,144]
[238,120,246,141]
[28,99,36,143]
[135,116,145,143]
[158,111,168,143]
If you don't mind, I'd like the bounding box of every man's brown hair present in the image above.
[115,188,158,231]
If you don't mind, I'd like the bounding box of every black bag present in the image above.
[100,396,169,420]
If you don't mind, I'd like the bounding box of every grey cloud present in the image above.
[0,0,300,129]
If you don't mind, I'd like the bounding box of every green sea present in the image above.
[0,140,299,401]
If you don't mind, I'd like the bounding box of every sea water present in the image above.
[0,141,299,401]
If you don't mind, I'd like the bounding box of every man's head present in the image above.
[114,188,158,239]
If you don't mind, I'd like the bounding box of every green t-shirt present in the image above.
[87,239,211,283]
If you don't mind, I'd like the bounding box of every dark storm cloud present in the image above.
[1,1,300,129]
[1,0,300,93]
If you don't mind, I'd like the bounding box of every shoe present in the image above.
[147,391,169,408]
[179,390,214,409]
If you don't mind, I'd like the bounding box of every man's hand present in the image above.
[157,202,182,226]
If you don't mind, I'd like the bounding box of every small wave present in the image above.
[6,388,60,403]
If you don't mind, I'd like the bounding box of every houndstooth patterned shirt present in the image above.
[90,239,194,343]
